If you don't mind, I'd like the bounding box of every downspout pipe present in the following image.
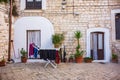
[8,0,12,62]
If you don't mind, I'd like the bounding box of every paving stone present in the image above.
[0,62,120,80]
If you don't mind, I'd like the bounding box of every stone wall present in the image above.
[0,4,9,60]
[17,0,120,55]
[12,0,120,56]
[1,0,120,60]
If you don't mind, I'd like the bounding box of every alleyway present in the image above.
[0,62,120,80]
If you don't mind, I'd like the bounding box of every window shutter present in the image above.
[34,0,42,9]
[26,0,34,9]
[115,18,120,40]
[42,0,47,10]
[20,0,26,10]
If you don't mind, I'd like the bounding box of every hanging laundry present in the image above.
[29,43,34,57]
[34,47,39,58]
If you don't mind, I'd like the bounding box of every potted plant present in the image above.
[112,53,118,63]
[20,48,27,63]
[74,50,84,63]
[52,33,64,48]
[0,56,6,67]
[74,31,84,63]
[69,54,74,62]
[84,57,93,63]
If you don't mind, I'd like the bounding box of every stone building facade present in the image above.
[0,0,120,62]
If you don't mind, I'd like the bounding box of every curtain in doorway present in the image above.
[27,30,41,58]
[93,33,98,60]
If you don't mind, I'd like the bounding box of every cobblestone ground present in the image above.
[0,62,120,80]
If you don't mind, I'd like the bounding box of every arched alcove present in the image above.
[13,16,54,62]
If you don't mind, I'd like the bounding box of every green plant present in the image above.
[0,0,8,3]
[12,5,19,17]
[69,54,74,62]
[0,0,15,4]
[0,0,19,17]
[84,57,92,59]
[84,57,93,63]
[20,48,27,57]
[69,54,74,59]
[1,56,5,62]
[0,56,6,67]
[84,57,92,60]
[74,50,84,58]
[52,33,64,47]
[112,54,118,59]
[74,31,84,58]
[74,31,82,45]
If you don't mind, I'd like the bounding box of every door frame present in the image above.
[86,28,111,62]
[26,30,41,59]
[91,32,104,60]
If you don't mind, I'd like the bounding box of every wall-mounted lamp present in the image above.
[61,0,67,10]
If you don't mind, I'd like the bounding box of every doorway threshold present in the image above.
[92,60,108,63]
[27,59,46,63]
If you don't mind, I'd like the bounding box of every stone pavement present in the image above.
[0,62,120,80]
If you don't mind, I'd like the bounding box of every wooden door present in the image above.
[91,32,104,60]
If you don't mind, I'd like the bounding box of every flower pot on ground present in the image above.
[20,48,27,63]
[74,50,84,63]
[0,56,6,67]
[112,54,118,63]
[52,33,64,48]
[84,57,93,63]
[74,31,84,63]
[75,56,83,63]
[69,54,74,62]
[21,56,27,63]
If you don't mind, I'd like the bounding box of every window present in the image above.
[26,0,42,9]
[115,13,120,40]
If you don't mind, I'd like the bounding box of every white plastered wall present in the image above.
[13,16,54,62]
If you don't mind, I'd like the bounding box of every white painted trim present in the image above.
[111,9,120,42]
[13,59,46,63]
[20,0,26,10]
[86,28,111,62]
[27,59,46,63]
[20,0,46,10]
[42,0,47,10]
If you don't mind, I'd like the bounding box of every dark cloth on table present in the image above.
[39,49,56,60]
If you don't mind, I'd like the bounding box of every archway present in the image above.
[13,16,54,62]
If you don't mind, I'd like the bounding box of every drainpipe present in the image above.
[8,0,12,61]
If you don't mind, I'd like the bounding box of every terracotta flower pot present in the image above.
[0,60,6,67]
[75,56,83,63]
[69,58,74,63]
[54,44,60,48]
[21,57,27,63]
[85,60,92,63]
[112,59,118,63]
